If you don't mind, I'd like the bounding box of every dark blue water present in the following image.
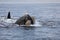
[0,3,60,40]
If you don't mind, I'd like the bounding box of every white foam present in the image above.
[4,19,16,23]
[20,20,42,27]
[31,20,42,26]
[0,18,16,23]
[0,17,42,27]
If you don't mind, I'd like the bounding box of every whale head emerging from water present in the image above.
[15,14,35,26]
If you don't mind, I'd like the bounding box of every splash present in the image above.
[0,17,42,27]
[30,20,42,27]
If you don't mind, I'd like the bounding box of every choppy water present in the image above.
[0,3,60,40]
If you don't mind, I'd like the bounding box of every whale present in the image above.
[15,14,35,26]
[7,11,11,19]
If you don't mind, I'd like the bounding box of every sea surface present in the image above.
[0,3,60,40]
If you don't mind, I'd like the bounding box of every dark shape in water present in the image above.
[7,11,11,19]
[15,14,35,25]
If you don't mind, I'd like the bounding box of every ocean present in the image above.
[0,3,60,40]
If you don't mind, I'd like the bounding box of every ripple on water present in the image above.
[0,19,60,40]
